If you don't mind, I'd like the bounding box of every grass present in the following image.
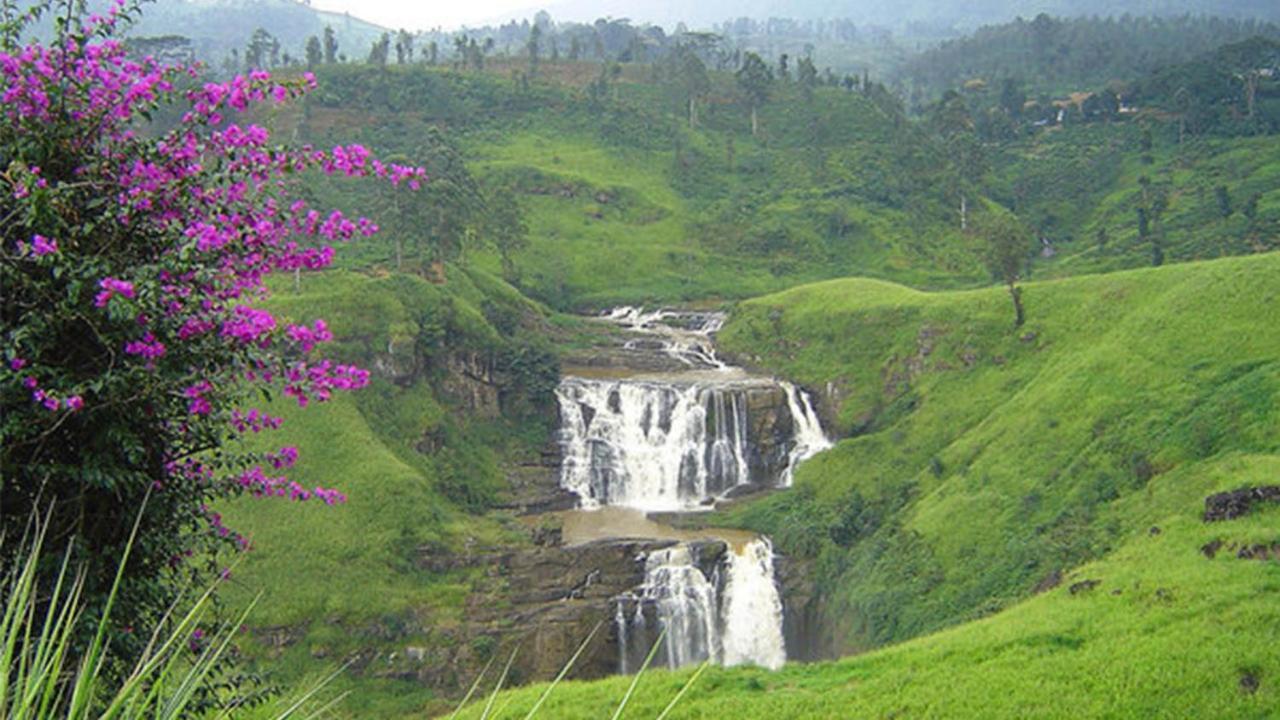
[718,253,1280,650]
[217,267,551,717]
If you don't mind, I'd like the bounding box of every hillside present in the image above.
[219,267,563,717]
[286,62,987,309]
[110,0,387,65]
[445,251,1280,718]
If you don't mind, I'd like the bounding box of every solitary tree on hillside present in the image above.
[736,51,773,137]
[395,29,414,64]
[323,25,337,63]
[678,48,709,128]
[980,214,1031,327]
[305,34,321,69]
[368,33,390,67]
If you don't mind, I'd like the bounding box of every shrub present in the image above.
[0,1,421,669]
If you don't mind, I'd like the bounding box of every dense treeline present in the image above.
[900,14,1280,103]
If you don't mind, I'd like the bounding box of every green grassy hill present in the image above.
[218,267,559,717]
[992,123,1280,277]
[292,63,984,309]
[447,251,1280,718]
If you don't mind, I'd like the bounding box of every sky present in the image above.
[309,0,542,30]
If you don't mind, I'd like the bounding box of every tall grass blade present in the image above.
[449,651,498,719]
[521,621,602,720]
[480,644,520,720]
[654,660,710,720]
[609,627,668,720]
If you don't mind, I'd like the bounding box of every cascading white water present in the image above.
[720,538,787,669]
[641,545,721,669]
[604,306,728,370]
[781,382,832,486]
[615,538,786,671]
[557,378,753,511]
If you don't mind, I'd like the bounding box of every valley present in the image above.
[4,2,1279,718]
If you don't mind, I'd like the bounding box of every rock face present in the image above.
[438,351,502,418]
[741,384,796,488]
[402,538,680,688]
[775,553,836,663]
[1204,486,1280,522]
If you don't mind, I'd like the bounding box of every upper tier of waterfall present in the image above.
[557,308,830,511]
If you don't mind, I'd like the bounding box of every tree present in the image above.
[482,182,530,281]
[794,57,818,102]
[305,34,322,69]
[387,129,485,281]
[677,48,709,128]
[999,76,1025,119]
[368,32,390,67]
[245,27,279,69]
[323,25,337,63]
[736,51,772,137]
[932,90,984,230]
[527,24,542,76]
[979,215,1031,327]
[1,1,422,671]
[395,29,414,64]
[1215,185,1233,218]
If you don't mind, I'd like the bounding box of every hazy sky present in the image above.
[309,0,540,30]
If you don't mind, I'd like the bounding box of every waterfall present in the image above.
[780,383,832,487]
[565,307,830,675]
[642,546,720,669]
[557,378,753,511]
[720,538,786,669]
[615,538,786,672]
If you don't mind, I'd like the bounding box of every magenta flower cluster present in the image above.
[2,2,426,576]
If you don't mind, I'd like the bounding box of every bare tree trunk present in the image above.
[689,96,697,128]
[293,266,300,293]
[750,105,758,137]
[395,237,402,270]
[1009,283,1025,328]
[960,195,967,231]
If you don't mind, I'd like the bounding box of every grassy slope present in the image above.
[298,64,984,310]
[992,123,1280,277]
[450,252,1280,718]
[218,268,548,717]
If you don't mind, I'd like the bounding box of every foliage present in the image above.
[976,212,1031,326]
[0,0,420,670]
[901,13,1280,105]
[0,511,340,718]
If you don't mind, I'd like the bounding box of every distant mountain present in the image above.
[111,0,388,65]
[514,0,1280,31]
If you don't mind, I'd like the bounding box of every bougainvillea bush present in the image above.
[0,0,423,666]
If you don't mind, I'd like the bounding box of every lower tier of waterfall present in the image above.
[615,537,786,673]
